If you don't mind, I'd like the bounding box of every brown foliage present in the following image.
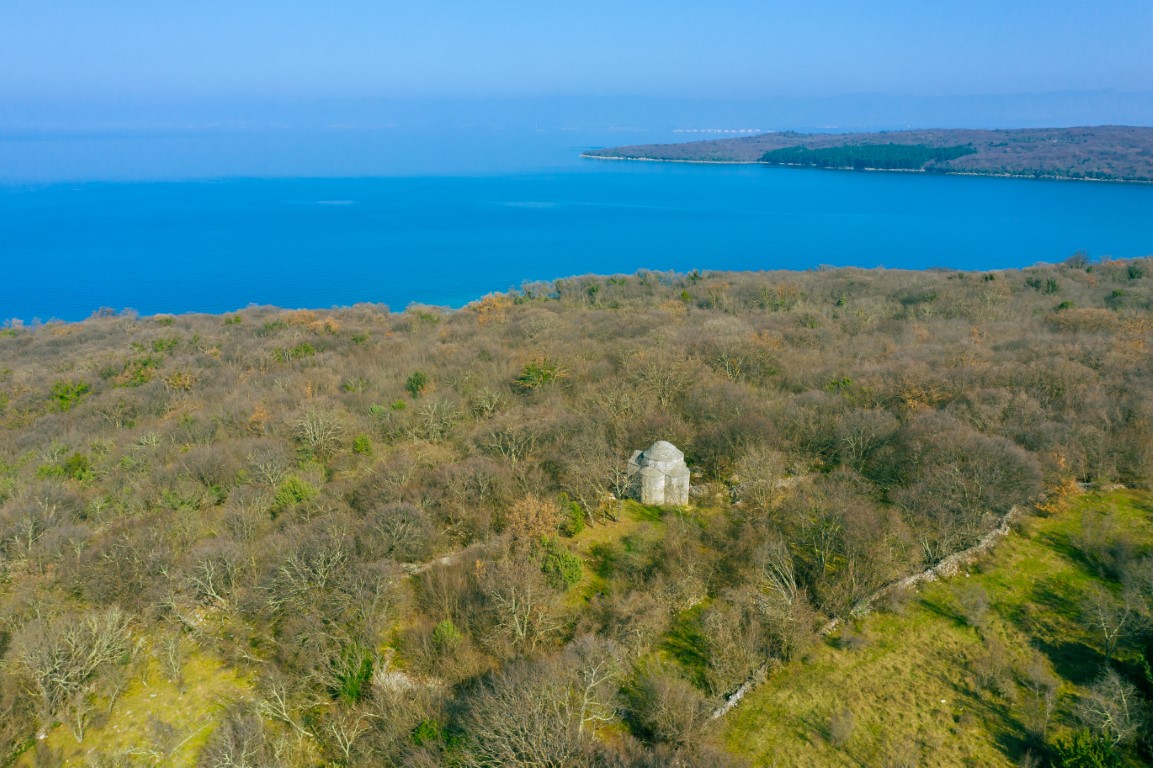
[0,264,1151,761]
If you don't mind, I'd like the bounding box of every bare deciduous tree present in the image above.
[1074,668,1145,747]
[482,424,538,466]
[752,542,818,663]
[458,658,588,768]
[480,556,562,656]
[732,446,790,517]
[10,607,133,724]
[1017,653,1058,741]
[293,410,345,458]
[566,635,622,736]
[626,662,713,748]
[631,354,700,410]
[198,704,270,768]
[1080,584,1139,661]
[319,706,374,766]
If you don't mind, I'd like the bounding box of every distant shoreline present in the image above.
[583,125,1153,184]
[580,151,1153,184]
[580,154,751,165]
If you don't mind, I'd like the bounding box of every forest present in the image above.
[584,125,1153,182]
[759,143,976,171]
[2,257,1153,766]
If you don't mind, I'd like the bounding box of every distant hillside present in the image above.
[583,125,1153,182]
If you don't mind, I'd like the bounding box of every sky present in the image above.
[2,0,1153,181]
[2,1,1151,103]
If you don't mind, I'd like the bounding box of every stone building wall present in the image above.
[627,440,690,505]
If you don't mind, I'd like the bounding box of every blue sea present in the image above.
[3,127,1153,323]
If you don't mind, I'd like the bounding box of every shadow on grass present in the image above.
[793,711,825,748]
[660,607,710,689]
[622,501,664,523]
[994,730,1044,767]
[839,741,879,768]
[797,710,886,768]
[1033,637,1102,686]
[1035,528,1103,578]
[937,667,1013,726]
[936,667,1037,766]
[1111,656,1152,697]
[917,595,969,628]
[586,542,619,579]
[1028,574,1082,618]
[1126,495,1153,517]
[1019,575,1103,684]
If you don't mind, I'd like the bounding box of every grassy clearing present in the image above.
[567,500,669,604]
[28,650,250,767]
[725,490,1153,767]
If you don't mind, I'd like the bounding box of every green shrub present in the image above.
[223,314,243,325]
[352,434,373,455]
[331,644,374,703]
[516,358,566,390]
[406,371,428,398]
[1052,729,1121,768]
[559,499,585,537]
[541,538,583,589]
[412,718,442,746]
[342,377,368,393]
[112,356,162,387]
[61,452,93,482]
[160,484,207,512]
[824,376,852,393]
[1105,289,1128,309]
[273,342,316,362]
[273,475,318,510]
[51,380,92,411]
[36,463,65,479]
[432,619,463,653]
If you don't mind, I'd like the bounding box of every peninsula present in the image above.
[583,125,1153,182]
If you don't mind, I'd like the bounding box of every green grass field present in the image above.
[724,490,1153,767]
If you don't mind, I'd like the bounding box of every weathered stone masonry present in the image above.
[627,440,691,506]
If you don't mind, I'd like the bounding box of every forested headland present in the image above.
[583,126,1153,182]
[2,258,1153,766]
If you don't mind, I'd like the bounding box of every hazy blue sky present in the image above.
[3,0,1151,100]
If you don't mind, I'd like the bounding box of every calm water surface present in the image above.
[3,145,1153,322]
